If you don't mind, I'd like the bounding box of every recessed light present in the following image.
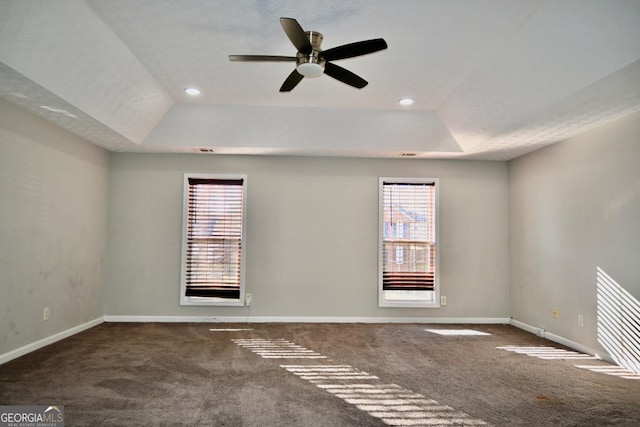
[184,87,201,96]
[398,97,414,106]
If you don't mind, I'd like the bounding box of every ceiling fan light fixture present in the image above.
[296,62,324,78]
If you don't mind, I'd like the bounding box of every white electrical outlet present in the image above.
[43,307,50,321]
[440,296,447,306]
[245,293,252,306]
[578,314,584,327]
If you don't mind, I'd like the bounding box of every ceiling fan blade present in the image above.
[323,62,368,89]
[280,70,304,92]
[321,38,387,61]
[229,55,296,62]
[280,17,312,54]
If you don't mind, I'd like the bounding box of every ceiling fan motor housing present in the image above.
[296,31,325,77]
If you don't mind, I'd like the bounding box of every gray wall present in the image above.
[0,99,109,355]
[107,154,510,319]
[2,93,638,362]
[509,111,640,352]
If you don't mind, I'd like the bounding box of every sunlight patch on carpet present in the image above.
[426,329,490,336]
[498,345,640,382]
[233,338,489,426]
[575,364,640,380]
[231,338,327,359]
[281,365,378,380]
[313,382,488,426]
[496,345,598,360]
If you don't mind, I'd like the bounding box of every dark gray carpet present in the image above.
[1,323,639,426]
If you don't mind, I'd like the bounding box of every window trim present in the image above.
[378,177,440,308]
[180,173,247,306]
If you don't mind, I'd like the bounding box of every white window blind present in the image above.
[183,177,244,300]
[382,181,436,292]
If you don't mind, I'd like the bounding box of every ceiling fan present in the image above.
[229,17,387,92]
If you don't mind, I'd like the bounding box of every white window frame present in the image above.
[378,177,440,308]
[180,173,247,306]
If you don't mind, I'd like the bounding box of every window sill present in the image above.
[181,296,245,307]
[379,300,441,308]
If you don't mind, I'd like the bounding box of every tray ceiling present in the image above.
[1,0,639,160]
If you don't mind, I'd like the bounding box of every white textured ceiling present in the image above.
[1,0,639,160]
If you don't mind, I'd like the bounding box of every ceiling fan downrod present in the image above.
[296,31,325,77]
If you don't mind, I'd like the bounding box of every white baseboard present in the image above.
[509,318,614,364]
[0,317,104,365]
[104,315,511,324]
[0,316,512,365]
[510,319,546,337]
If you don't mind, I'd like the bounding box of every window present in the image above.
[379,178,439,307]
[180,174,247,306]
